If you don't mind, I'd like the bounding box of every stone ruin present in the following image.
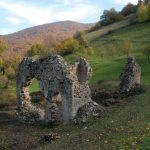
[16,55,104,123]
[120,57,141,93]
[92,57,142,107]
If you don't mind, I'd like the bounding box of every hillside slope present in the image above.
[3,21,92,53]
[90,21,150,56]
[87,14,138,41]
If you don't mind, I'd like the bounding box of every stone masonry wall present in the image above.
[120,57,141,93]
[16,55,98,123]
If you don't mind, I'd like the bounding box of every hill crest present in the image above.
[3,20,92,53]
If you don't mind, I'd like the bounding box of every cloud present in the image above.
[0,1,53,25]
[55,5,98,21]
[0,28,15,35]
[0,0,98,25]
[6,17,20,24]
[114,0,138,5]
[63,0,69,5]
[57,0,83,5]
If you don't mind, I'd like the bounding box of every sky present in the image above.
[0,0,138,35]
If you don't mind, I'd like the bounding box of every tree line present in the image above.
[90,0,150,32]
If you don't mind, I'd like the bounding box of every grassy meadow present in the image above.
[29,22,150,92]
[0,21,150,150]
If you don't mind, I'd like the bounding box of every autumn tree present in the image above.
[0,50,23,78]
[138,0,143,6]
[123,39,132,57]
[137,4,150,22]
[0,36,7,53]
[74,32,94,56]
[61,38,80,55]
[143,0,150,4]
[100,8,124,26]
[138,0,150,5]
[44,34,57,51]
[54,41,63,53]
[27,43,45,57]
[0,36,7,75]
[57,34,94,57]
[74,31,89,48]
[0,57,4,75]
[121,3,137,16]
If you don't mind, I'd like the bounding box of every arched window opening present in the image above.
[29,78,46,109]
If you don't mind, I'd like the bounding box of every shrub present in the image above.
[137,4,150,22]
[61,38,80,55]
[74,46,94,57]
[55,42,62,51]
[27,43,45,57]
[74,31,89,48]
[123,39,132,57]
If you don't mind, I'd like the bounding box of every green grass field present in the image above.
[39,87,150,150]
[0,22,150,150]
[29,22,150,91]
[29,78,40,93]
[89,22,150,86]
[86,19,131,41]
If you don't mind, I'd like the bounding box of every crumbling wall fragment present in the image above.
[16,55,103,123]
[120,57,141,93]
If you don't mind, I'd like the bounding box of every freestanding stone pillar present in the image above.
[120,57,141,93]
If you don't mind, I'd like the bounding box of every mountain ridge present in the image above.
[3,20,93,53]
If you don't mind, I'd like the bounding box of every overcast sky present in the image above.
[0,0,138,35]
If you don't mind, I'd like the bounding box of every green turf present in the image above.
[90,22,150,57]
[29,78,40,93]
[86,19,131,41]
[35,86,150,150]
[88,22,150,85]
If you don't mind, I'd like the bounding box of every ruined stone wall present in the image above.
[69,58,93,118]
[16,55,95,123]
[120,57,141,93]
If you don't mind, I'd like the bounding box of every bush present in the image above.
[74,32,89,48]
[137,4,150,22]
[27,43,45,57]
[74,46,94,57]
[123,39,132,57]
[61,38,80,55]
[56,35,94,57]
